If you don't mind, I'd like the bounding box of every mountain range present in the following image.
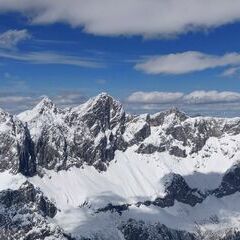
[1,93,240,239]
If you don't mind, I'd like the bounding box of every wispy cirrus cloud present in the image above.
[0,1,240,38]
[0,49,105,68]
[135,51,240,75]
[0,29,30,49]
[0,28,104,68]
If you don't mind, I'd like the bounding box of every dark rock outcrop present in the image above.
[0,181,57,217]
[213,162,240,198]
[18,125,36,176]
[0,181,71,240]
[140,173,205,208]
[96,203,130,215]
[119,219,197,240]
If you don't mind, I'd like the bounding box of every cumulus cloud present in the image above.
[135,51,240,75]
[0,1,240,37]
[0,50,104,68]
[0,29,30,49]
[127,90,240,104]
[2,90,240,117]
[126,90,240,116]
[183,90,240,104]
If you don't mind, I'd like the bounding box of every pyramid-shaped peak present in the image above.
[37,96,53,106]
[92,92,114,102]
[35,96,54,111]
[75,92,121,112]
[71,92,125,131]
[18,96,63,123]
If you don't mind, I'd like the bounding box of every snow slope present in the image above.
[30,135,238,209]
[29,142,239,238]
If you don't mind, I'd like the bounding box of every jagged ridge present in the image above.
[1,92,240,177]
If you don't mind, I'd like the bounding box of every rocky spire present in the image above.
[18,124,36,177]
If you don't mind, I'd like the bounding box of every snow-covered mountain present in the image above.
[1,93,240,239]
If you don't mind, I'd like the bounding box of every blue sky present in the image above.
[1,1,240,116]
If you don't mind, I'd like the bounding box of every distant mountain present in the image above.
[1,93,240,239]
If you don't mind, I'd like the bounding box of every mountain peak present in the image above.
[35,96,54,110]
[30,96,58,116]
[18,96,58,123]
[91,92,114,103]
[71,92,125,132]
[96,92,110,98]
[74,92,119,112]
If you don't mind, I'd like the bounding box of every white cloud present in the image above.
[135,51,240,75]
[221,67,240,76]
[0,29,30,48]
[126,91,184,104]
[127,90,240,105]
[0,1,240,37]
[0,91,87,113]
[0,93,36,113]
[2,90,240,117]
[0,96,33,104]
[52,92,86,107]
[0,50,104,68]
[183,90,240,104]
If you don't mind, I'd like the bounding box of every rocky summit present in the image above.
[1,93,240,239]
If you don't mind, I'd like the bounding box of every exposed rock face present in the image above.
[135,110,227,157]
[0,181,71,240]
[213,162,240,198]
[0,181,56,217]
[119,219,197,240]
[119,219,240,240]
[141,173,205,208]
[96,203,130,215]
[220,230,240,240]
[17,93,128,172]
[18,125,36,176]
[0,109,33,175]
[65,93,127,170]
[0,93,237,175]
